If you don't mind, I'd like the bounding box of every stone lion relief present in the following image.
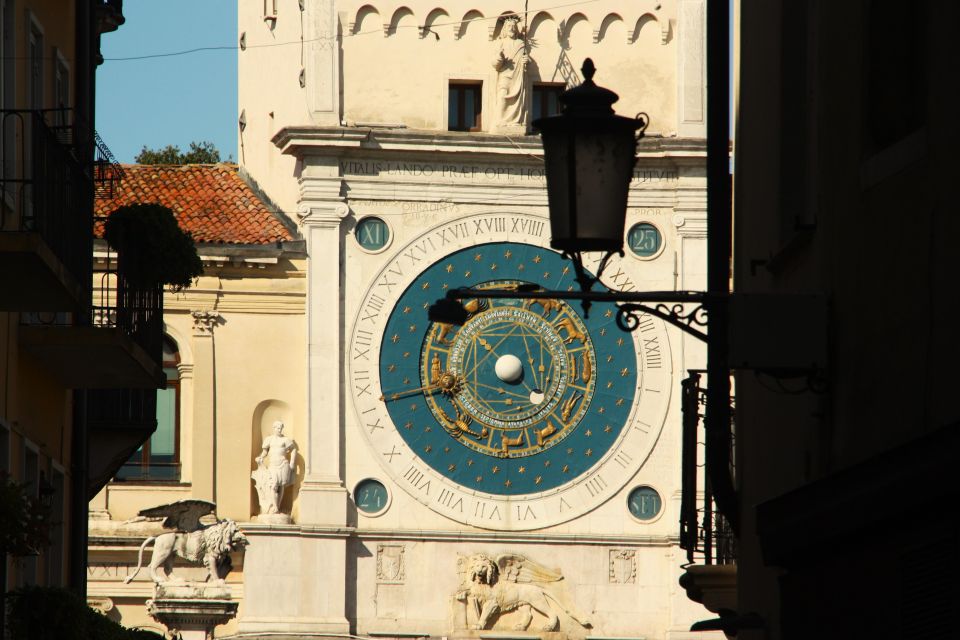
[454,553,592,632]
[123,499,249,585]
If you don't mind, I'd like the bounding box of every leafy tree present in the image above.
[135,140,221,164]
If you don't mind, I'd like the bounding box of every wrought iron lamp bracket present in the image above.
[616,301,709,342]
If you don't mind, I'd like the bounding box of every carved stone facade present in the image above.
[87,1,717,638]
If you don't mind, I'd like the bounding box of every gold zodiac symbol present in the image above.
[581,354,592,383]
[500,431,525,454]
[430,354,442,384]
[560,392,583,423]
[434,299,487,345]
[555,317,586,345]
[524,298,563,316]
[441,403,487,439]
[536,421,557,447]
[569,354,577,380]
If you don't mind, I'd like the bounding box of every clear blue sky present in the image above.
[95,1,237,163]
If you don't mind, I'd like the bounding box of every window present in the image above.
[27,21,42,110]
[448,82,482,132]
[116,336,181,481]
[531,83,564,130]
[53,52,68,128]
[263,0,277,19]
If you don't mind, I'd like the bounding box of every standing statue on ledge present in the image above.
[492,15,529,132]
[251,421,297,521]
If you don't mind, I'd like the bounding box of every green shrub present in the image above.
[103,203,203,292]
[6,586,165,640]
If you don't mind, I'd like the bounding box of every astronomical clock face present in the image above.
[348,213,671,530]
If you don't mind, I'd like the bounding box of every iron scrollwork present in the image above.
[616,302,708,342]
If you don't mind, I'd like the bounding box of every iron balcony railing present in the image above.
[680,371,737,565]
[93,232,164,364]
[1,109,93,296]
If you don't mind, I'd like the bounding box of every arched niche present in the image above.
[353,4,381,35]
[455,9,485,40]
[387,6,416,37]
[250,399,297,517]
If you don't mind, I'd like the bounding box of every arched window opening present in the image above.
[116,335,181,481]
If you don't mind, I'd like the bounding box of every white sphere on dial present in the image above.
[494,354,523,382]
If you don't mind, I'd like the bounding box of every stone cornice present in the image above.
[273,126,707,160]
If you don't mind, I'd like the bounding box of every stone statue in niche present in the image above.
[454,553,592,632]
[492,15,529,133]
[251,421,297,523]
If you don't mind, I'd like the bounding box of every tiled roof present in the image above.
[95,164,295,245]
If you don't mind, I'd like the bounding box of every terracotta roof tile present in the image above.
[94,164,295,245]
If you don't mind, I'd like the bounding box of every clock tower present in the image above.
[236,1,714,638]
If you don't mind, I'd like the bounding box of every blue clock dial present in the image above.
[378,242,637,496]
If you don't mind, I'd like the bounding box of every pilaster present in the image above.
[677,0,707,138]
[299,198,350,525]
[190,310,220,502]
[306,0,341,125]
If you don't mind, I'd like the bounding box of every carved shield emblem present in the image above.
[609,549,636,584]
[377,544,405,583]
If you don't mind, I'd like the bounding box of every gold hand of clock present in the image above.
[379,372,461,402]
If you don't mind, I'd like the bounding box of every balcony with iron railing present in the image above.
[0,109,93,310]
[678,371,738,618]
[18,232,164,390]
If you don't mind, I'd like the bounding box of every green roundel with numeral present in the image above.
[378,242,637,496]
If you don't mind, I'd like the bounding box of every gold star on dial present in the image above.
[562,266,570,275]
[562,464,570,473]
[532,255,542,263]
[448,464,456,472]
[604,425,612,433]
[617,337,624,346]
[585,448,593,457]
[404,421,413,430]
[476,476,483,482]
[422,302,430,309]
[408,324,416,333]
[421,282,430,290]
[566,448,573,455]
[504,479,512,488]
[403,306,411,314]
[443,446,449,453]
[620,368,630,377]
[504,250,513,259]
[518,466,526,474]
[424,445,432,453]
[464,270,472,277]
[585,429,592,437]
[606,381,614,388]
[598,407,606,414]
[604,309,613,318]
[387,364,396,372]
[409,403,417,411]
[492,466,500,474]
[403,377,410,384]
[474,253,483,262]
[402,352,410,358]
[615,398,624,406]
[543,271,551,279]
[599,328,607,336]
[467,459,474,467]
[391,334,400,343]
[535,476,542,485]
[490,263,497,271]
[544,460,551,468]
[518,264,525,271]
[446,264,455,273]
[606,355,614,363]
[423,425,430,431]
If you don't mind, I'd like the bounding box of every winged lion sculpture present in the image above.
[123,499,248,585]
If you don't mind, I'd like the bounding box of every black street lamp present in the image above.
[534,59,647,298]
